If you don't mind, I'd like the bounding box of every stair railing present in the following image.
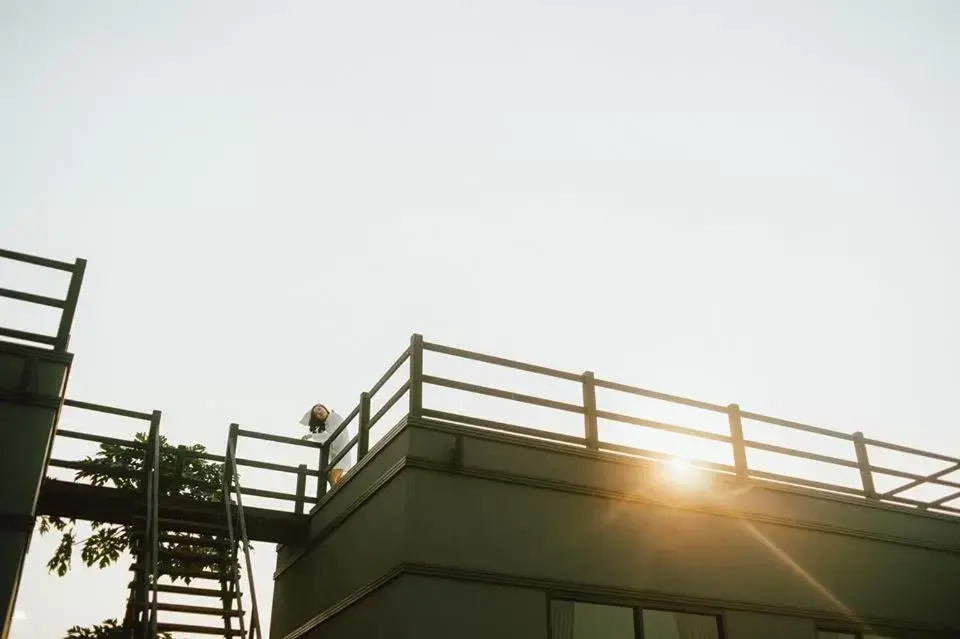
[224,423,263,639]
[147,411,160,638]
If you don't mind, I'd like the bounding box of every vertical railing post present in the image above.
[294,464,307,515]
[227,423,241,495]
[147,410,161,639]
[317,443,330,500]
[173,445,186,494]
[727,403,749,478]
[409,333,424,419]
[358,391,371,459]
[54,257,86,351]
[853,431,877,499]
[582,371,599,450]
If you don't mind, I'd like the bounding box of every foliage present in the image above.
[64,618,172,639]
[39,432,225,579]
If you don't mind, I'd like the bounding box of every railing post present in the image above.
[582,371,599,450]
[54,257,86,351]
[173,445,186,493]
[358,391,371,459]
[294,464,307,515]
[727,403,749,478]
[317,443,330,500]
[853,431,877,499]
[225,423,239,496]
[409,333,424,419]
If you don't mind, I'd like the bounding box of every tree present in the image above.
[40,432,230,638]
[40,432,224,577]
[64,618,172,639]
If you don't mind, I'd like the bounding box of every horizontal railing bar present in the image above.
[421,409,587,446]
[328,434,359,470]
[930,490,960,508]
[333,404,359,440]
[423,375,585,414]
[178,450,224,463]
[62,399,153,421]
[867,464,960,491]
[739,411,853,441]
[0,248,75,272]
[593,378,728,414]
[369,381,410,429]
[237,457,321,477]
[862,437,960,464]
[369,348,411,398]
[235,486,317,504]
[48,459,141,478]
[749,469,866,497]
[880,491,960,512]
[423,341,582,382]
[596,409,733,444]
[0,287,65,308]
[881,462,960,498]
[56,429,146,450]
[237,429,318,448]
[0,327,56,345]
[742,438,860,469]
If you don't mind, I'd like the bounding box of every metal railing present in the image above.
[0,248,86,351]
[408,335,960,517]
[212,334,960,519]
[45,398,162,637]
[222,343,413,513]
[224,431,263,639]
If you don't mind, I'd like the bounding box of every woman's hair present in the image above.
[308,403,328,433]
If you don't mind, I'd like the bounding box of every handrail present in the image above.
[225,424,263,639]
[416,335,960,517]
[0,248,86,351]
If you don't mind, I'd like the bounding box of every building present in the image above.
[269,338,960,639]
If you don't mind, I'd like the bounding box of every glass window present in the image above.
[641,609,720,639]
[550,600,635,639]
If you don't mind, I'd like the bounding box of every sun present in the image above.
[661,456,708,490]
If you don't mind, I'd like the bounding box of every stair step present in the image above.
[150,584,240,598]
[159,548,226,563]
[157,518,230,535]
[157,622,245,637]
[138,602,242,617]
[158,533,231,548]
[131,564,236,581]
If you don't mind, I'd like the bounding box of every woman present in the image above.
[300,403,350,487]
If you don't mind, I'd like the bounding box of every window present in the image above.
[549,600,722,639]
[641,609,721,639]
[550,601,635,639]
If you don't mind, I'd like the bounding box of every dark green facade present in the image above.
[270,420,960,639]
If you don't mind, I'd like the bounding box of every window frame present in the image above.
[546,595,727,639]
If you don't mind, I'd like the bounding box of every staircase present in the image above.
[130,518,247,637]
[122,426,262,638]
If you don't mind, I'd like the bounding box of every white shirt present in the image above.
[299,409,350,471]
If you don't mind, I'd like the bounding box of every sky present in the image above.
[2,0,959,636]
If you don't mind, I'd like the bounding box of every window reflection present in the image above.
[550,600,635,639]
[642,609,720,639]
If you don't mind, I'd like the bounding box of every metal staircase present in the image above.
[120,426,262,638]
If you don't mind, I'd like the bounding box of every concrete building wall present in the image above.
[0,343,71,639]
[271,422,960,638]
[269,427,412,639]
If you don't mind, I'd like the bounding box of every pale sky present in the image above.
[3,1,959,636]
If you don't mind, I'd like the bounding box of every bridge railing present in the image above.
[44,398,162,638]
[218,343,414,514]
[0,248,86,351]
[402,335,960,517]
